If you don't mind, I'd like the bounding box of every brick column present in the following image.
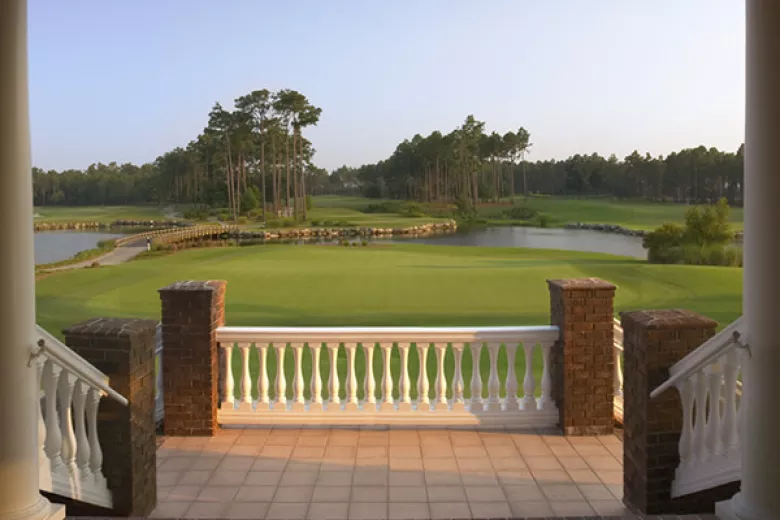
[547,277,616,435]
[63,317,158,516]
[158,280,226,436]
[621,309,739,515]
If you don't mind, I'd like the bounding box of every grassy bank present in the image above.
[34,205,168,223]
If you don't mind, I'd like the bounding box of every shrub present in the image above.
[341,240,350,247]
[90,261,100,268]
[398,201,426,217]
[311,219,321,226]
[237,216,248,225]
[644,223,686,263]
[363,201,402,214]
[503,206,538,220]
[361,240,368,247]
[240,187,260,214]
[534,212,553,228]
[683,198,731,246]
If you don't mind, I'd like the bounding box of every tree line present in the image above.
[33,88,323,220]
[326,116,745,207]
[32,110,746,214]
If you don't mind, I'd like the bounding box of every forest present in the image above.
[32,103,745,214]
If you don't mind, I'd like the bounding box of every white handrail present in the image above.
[35,326,128,406]
[216,325,559,344]
[649,316,745,399]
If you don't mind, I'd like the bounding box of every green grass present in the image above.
[34,205,168,223]
[516,196,744,231]
[36,244,742,401]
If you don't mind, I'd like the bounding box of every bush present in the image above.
[361,240,368,247]
[503,206,538,220]
[237,216,248,225]
[644,223,686,263]
[363,201,402,214]
[311,219,321,226]
[534,213,553,228]
[341,240,350,247]
[398,201,426,217]
[90,261,100,268]
[241,187,260,214]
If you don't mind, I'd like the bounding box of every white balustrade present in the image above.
[35,325,128,510]
[650,316,746,498]
[154,323,164,423]
[216,325,559,427]
[612,317,624,423]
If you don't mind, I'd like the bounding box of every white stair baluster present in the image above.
[693,369,708,461]
[58,370,77,474]
[380,342,395,411]
[222,343,235,409]
[256,343,270,411]
[470,342,483,411]
[363,343,376,411]
[538,341,554,410]
[486,342,501,412]
[43,360,63,471]
[613,347,624,398]
[275,343,288,411]
[36,359,49,480]
[291,343,306,412]
[398,343,412,411]
[327,342,341,412]
[86,388,105,483]
[505,342,519,411]
[310,343,324,412]
[239,342,253,411]
[434,342,448,410]
[721,349,740,453]
[705,361,723,458]
[417,341,430,411]
[677,378,694,468]
[344,342,359,411]
[451,343,466,412]
[72,380,91,481]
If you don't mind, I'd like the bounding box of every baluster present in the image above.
[678,378,694,467]
[705,361,723,457]
[522,342,536,410]
[86,388,105,483]
[721,349,740,453]
[538,341,554,410]
[327,342,341,412]
[275,343,288,411]
[221,343,235,409]
[362,343,376,411]
[486,342,502,412]
[72,380,91,480]
[693,369,708,461]
[451,343,466,412]
[417,341,430,411]
[470,342,483,411]
[613,348,624,398]
[58,370,77,474]
[505,342,519,411]
[291,343,306,412]
[344,343,359,411]
[398,343,412,411]
[380,342,395,411]
[256,343,270,411]
[736,350,746,445]
[239,342,253,411]
[43,360,63,471]
[433,342,448,410]
[310,343,324,412]
[36,359,49,477]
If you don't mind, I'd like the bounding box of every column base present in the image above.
[0,497,64,520]
[716,493,778,520]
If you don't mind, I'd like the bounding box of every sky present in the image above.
[29,1,745,172]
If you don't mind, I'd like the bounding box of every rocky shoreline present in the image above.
[33,219,188,232]
[564,222,648,237]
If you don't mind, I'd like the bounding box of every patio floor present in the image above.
[152,427,716,520]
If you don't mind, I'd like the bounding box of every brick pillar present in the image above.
[547,277,616,435]
[63,317,158,516]
[158,280,226,436]
[621,309,739,515]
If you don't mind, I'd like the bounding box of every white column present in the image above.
[0,1,62,518]
[718,2,780,518]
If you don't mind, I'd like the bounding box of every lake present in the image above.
[34,231,124,265]
[395,226,647,259]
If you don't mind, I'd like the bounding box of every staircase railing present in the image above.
[216,325,559,427]
[650,316,746,498]
[35,325,128,509]
[613,317,624,423]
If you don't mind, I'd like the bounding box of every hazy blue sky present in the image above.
[29,1,744,172]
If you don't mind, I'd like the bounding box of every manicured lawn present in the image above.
[36,244,742,401]
[34,205,168,223]
[516,196,744,231]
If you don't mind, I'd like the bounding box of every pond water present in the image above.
[34,231,124,265]
[394,226,647,259]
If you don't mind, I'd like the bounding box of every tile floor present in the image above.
[152,428,716,520]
